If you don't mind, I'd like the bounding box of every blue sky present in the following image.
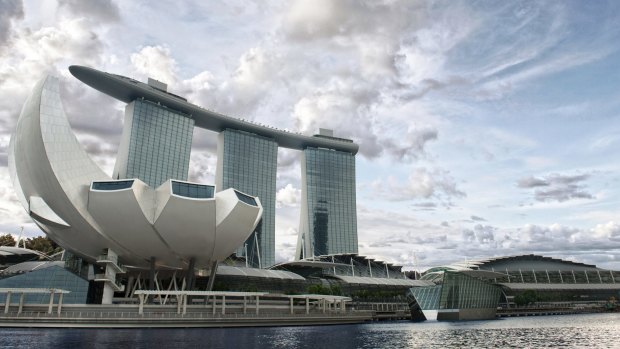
[2,0,620,270]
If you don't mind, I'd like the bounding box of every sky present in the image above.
[1,0,620,271]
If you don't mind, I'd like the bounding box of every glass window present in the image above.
[171,181,214,199]
[92,180,134,190]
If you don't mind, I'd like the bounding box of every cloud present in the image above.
[0,0,23,49]
[470,215,486,222]
[374,167,465,204]
[381,126,438,161]
[131,45,178,85]
[275,184,301,208]
[412,202,437,211]
[593,221,620,241]
[517,173,594,202]
[0,16,110,151]
[462,224,495,244]
[58,0,120,23]
[188,150,217,184]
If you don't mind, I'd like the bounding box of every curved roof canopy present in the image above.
[69,65,359,154]
[423,254,604,275]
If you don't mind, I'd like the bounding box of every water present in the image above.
[0,313,619,348]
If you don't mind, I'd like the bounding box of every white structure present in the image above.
[8,76,263,303]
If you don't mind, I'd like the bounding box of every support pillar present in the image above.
[149,257,156,290]
[177,295,182,314]
[243,296,247,314]
[125,276,134,298]
[18,293,25,315]
[57,293,64,315]
[48,291,54,314]
[206,261,219,291]
[256,296,260,315]
[290,298,294,314]
[183,295,187,315]
[4,291,11,314]
[101,249,119,305]
[138,294,144,315]
[222,295,225,315]
[305,297,309,314]
[186,258,196,290]
[212,296,216,315]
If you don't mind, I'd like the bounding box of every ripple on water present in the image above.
[0,313,619,349]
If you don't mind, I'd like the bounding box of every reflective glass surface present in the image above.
[235,190,257,206]
[171,181,214,199]
[439,272,501,309]
[120,99,194,188]
[219,129,277,267]
[92,180,134,191]
[301,147,357,257]
[0,266,88,304]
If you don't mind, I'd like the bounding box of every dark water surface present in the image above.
[0,313,619,348]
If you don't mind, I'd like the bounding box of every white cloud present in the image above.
[276,184,301,208]
[130,45,178,85]
[374,167,465,204]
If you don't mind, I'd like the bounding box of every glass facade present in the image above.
[298,147,357,258]
[171,181,214,199]
[115,99,194,188]
[217,129,277,268]
[0,266,88,304]
[409,271,501,311]
[92,180,134,191]
[440,272,501,310]
[235,190,258,206]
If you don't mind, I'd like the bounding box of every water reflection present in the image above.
[0,313,618,349]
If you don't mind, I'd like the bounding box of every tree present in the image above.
[0,233,16,247]
[25,236,62,255]
[514,290,538,306]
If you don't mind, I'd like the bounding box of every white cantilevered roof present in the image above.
[329,275,434,287]
[216,265,305,280]
[1,261,64,275]
[499,283,620,291]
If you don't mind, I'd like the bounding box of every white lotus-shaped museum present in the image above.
[8,76,263,270]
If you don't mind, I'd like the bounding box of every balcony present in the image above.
[96,255,126,274]
[94,274,125,292]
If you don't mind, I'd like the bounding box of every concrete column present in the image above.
[149,257,156,290]
[183,295,187,315]
[243,296,247,314]
[177,295,182,314]
[305,297,309,314]
[290,298,294,314]
[212,296,216,315]
[4,291,11,314]
[186,257,196,290]
[18,293,25,315]
[125,276,134,298]
[101,284,114,305]
[138,294,144,315]
[255,296,260,315]
[57,293,64,315]
[206,261,219,291]
[322,299,326,314]
[48,291,54,314]
[222,295,225,315]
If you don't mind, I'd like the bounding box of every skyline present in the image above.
[1,0,620,269]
